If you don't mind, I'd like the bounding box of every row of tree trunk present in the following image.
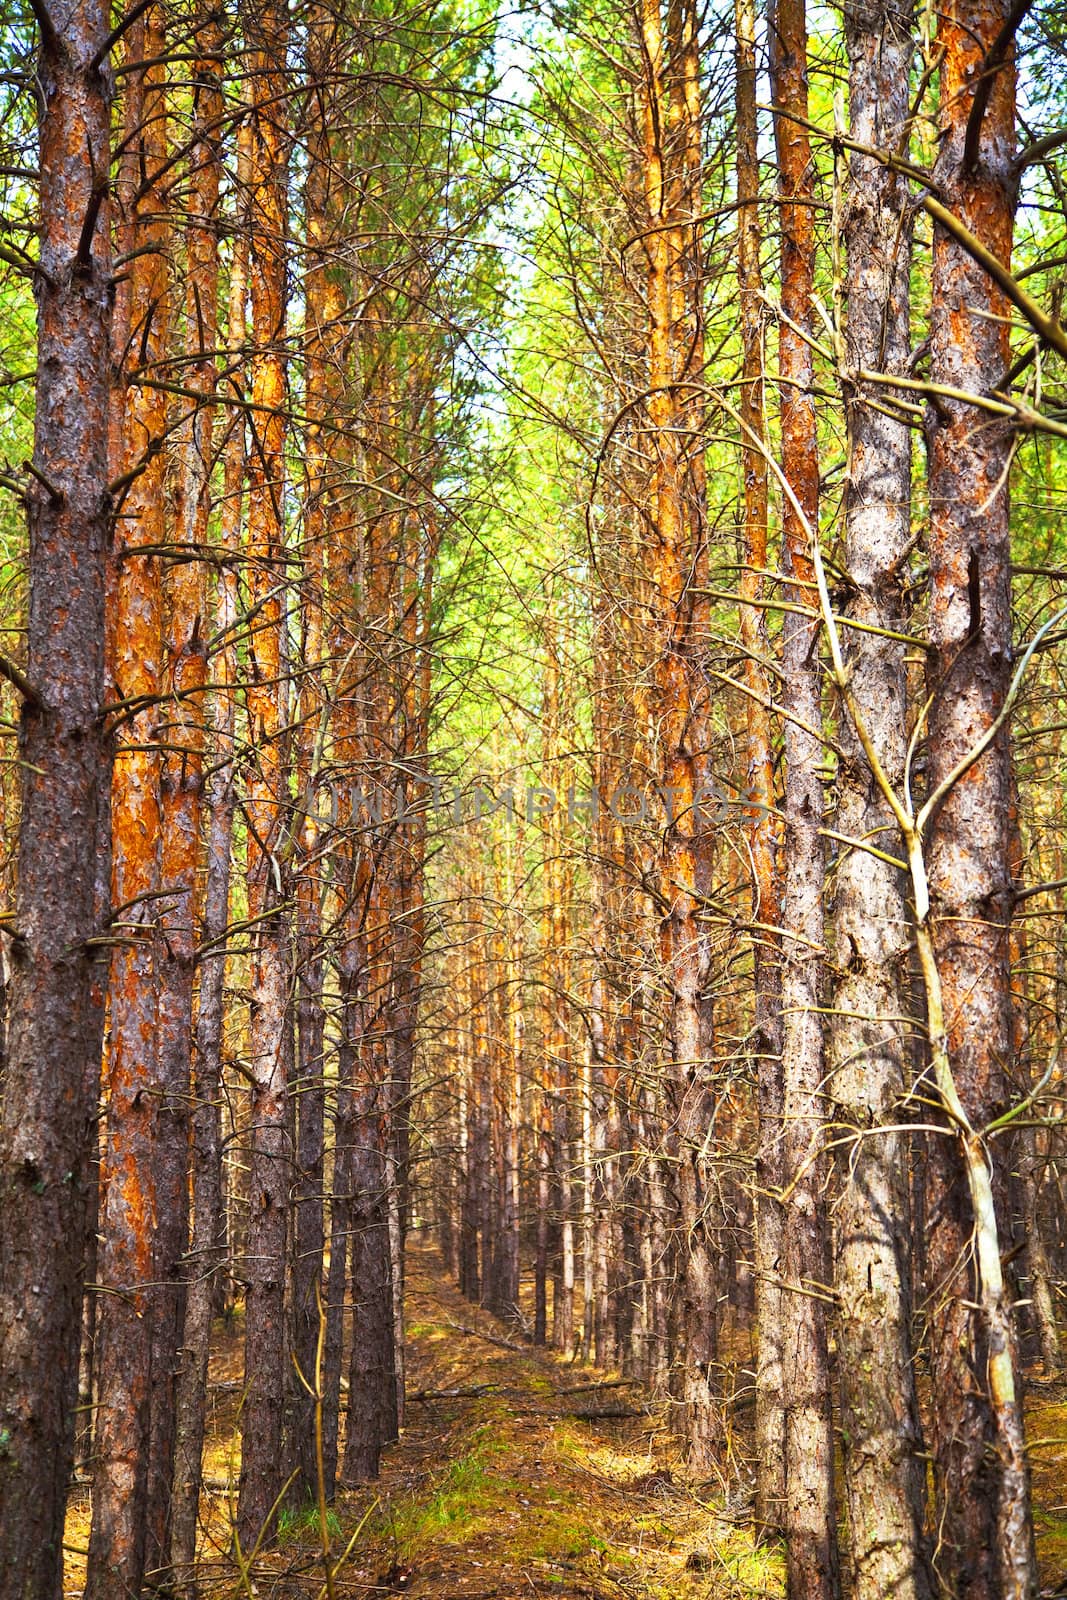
[0,4,470,1596]
[426,7,1064,1600]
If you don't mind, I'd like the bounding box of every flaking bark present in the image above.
[924,6,1037,1595]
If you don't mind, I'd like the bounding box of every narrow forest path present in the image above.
[59,1239,763,1598]
[318,1241,776,1600]
[59,1240,1067,1597]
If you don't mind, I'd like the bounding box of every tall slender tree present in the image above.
[237,0,295,1547]
[636,0,720,1468]
[87,9,170,1589]
[734,0,785,1535]
[830,8,931,1598]
[770,2,838,1594]
[171,108,250,1596]
[148,1,220,1567]
[0,4,113,1594]
[289,8,341,1499]
[924,4,1036,1596]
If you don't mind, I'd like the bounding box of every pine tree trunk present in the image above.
[343,1027,393,1482]
[0,3,113,1591]
[170,110,249,1586]
[770,3,838,1595]
[237,0,293,1547]
[735,0,786,1539]
[830,9,933,1598]
[924,6,1036,1597]
[638,0,719,1467]
[148,8,220,1569]
[534,1072,551,1342]
[289,27,338,1490]
[1007,781,1061,1376]
[322,1011,356,1501]
[87,15,169,1589]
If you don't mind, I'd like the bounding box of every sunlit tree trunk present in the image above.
[924,8,1036,1593]
[148,7,221,1569]
[769,2,838,1595]
[734,0,785,1538]
[87,12,169,1590]
[830,9,932,1599]
[170,110,250,1587]
[638,0,719,1469]
[289,16,340,1494]
[0,3,112,1591]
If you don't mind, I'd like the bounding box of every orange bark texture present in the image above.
[88,8,169,1593]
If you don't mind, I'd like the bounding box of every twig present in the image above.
[0,652,47,712]
[446,1319,530,1354]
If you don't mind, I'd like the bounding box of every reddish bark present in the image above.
[638,0,720,1469]
[86,12,169,1591]
[147,9,220,1570]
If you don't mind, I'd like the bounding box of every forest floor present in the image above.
[62,1242,1067,1597]
[305,1241,776,1600]
[64,1239,778,1599]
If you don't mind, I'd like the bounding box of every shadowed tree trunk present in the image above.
[289,10,343,1495]
[236,0,294,1549]
[343,1062,394,1483]
[0,3,113,1593]
[924,6,1036,1596]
